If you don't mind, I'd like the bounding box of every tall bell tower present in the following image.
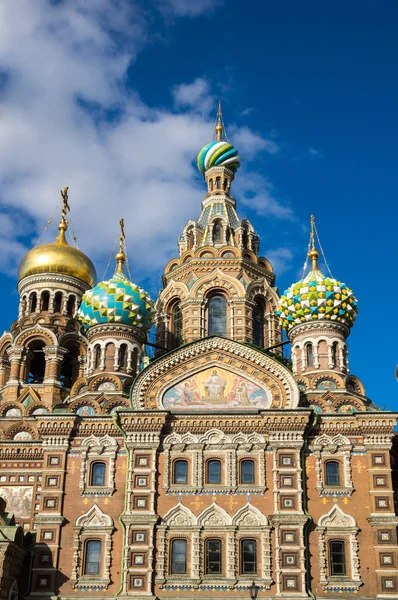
[156,104,282,353]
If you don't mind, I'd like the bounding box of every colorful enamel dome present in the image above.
[77,271,155,330]
[197,140,240,174]
[276,251,358,332]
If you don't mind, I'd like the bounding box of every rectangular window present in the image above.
[279,454,295,467]
[206,460,222,485]
[240,539,257,575]
[282,552,298,567]
[171,539,187,574]
[325,461,340,486]
[173,460,188,484]
[382,577,397,591]
[205,539,222,575]
[378,530,393,544]
[240,460,255,484]
[84,540,102,576]
[374,475,387,487]
[281,530,297,544]
[329,541,346,576]
[380,553,395,567]
[372,454,386,466]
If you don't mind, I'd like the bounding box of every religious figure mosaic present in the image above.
[0,486,33,519]
[162,367,271,409]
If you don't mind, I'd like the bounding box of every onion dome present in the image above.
[197,102,240,174]
[276,219,358,332]
[77,219,155,331]
[18,187,96,287]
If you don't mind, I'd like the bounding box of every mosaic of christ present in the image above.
[162,367,271,410]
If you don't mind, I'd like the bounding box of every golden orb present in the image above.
[18,227,96,287]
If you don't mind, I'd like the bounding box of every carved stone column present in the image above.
[6,346,25,385]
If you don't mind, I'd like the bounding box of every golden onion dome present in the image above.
[18,187,97,287]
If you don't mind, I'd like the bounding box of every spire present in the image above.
[215,100,223,141]
[308,214,320,271]
[56,186,70,244]
[115,218,126,274]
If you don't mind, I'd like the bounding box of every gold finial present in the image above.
[215,100,223,141]
[308,214,319,270]
[57,186,70,243]
[115,218,126,273]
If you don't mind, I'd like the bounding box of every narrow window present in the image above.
[205,539,222,574]
[325,461,340,486]
[329,540,346,576]
[66,295,75,317]
[91,462,106,486]
[30,293,37,313]
[171,539,187,574]
[207,459,221,484]
[41,291,50,312]
[216,177,221,189]
[208,295,227,337]
[84,540,102,575]
[172,303,183,348]
[241,539,257,575]
[54,292,62,313]
[173,460,188,484]
[119,344,127,368]
[209,179,213,191]
[252,302,264,347]
[306,343,314,367]
[94,346,101,369]
[213,222,222,242]
[240,460,255,484]
[331,341,338,366]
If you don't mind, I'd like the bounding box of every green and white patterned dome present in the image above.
[276,248,358,332]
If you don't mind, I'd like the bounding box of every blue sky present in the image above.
[0,0,397,410]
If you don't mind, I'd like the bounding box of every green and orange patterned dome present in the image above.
[277,243,358,332]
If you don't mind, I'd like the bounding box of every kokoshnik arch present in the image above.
[0,105,396,600]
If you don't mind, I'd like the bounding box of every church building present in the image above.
[0,108,397,600]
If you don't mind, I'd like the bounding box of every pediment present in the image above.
[131,337,299,410]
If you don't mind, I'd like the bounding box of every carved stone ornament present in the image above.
[79,435,117,496]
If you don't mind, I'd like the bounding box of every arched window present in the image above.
[240,459,255,484]
[54,292,62,313]
[66,295,76,317]
[306,343,314,367]
[171,539,187,574]
[119,344,127,369]
[94,346,101,369]
[209,179,214,192]
[90,462,106,486]
[40,291,50,312]
[173,460,188,484]
[206,459,221,484]
[242,226,248,249]
[329,540,346,576]
[30,292,37,313]
[213,221,222,243]
[325,461,340,486]
[60,344,80,388]
[207,295,227,337]
[205,539,222,574]
[331,341,338,366]
[240,539,257,575]
[223,178,228,190]
[84,540,102,575]
[27,340,45,383]
[216,177,221,189]
[171,303,183,348]
[252,301,264,347]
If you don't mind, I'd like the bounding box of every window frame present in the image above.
[205,538,222,575]
[306,343,314,367]
[83,539,102,576]
[240,459,255,485]
[170,538,188,575]
[90,461,106,487]
[240,538,257,575]
[325,460,341,487]
[207,295,227,337]
[329,540,347,577]
[206,459,222,485]
[173,459,189,485]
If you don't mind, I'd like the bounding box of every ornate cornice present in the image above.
[288,320,350,340]
[18,272,89,294]
[131,337,300,411]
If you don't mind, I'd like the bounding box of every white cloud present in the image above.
[0,0,293,290]
[264,247,294,275]
[172,78,214,115]
[156,0,223,17]
[235,172,294,220]
[231,126,280,157]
